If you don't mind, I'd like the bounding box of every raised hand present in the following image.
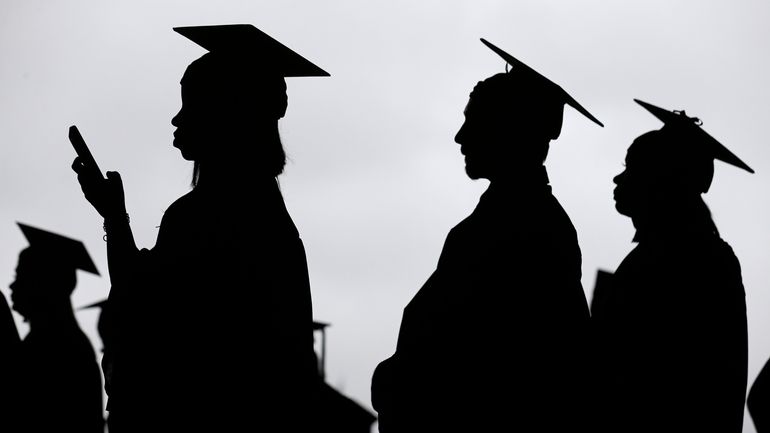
[72,157,127,219]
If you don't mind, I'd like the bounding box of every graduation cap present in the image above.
[17,223,99,275]
[634,99,754,174]
[173,24,329,77]
[480,38,603,128]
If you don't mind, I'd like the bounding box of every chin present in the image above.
[464,167,482,180]
[11,305,25,318]
[614,201,631,217]
[464,163,487,180]
[175,145,196,161]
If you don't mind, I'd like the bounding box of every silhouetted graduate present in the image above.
[0,268,21,432]
[79,298,117,432]
[592,100,751,433]
[371,39,602,432]
[312,322,377,433]
[78,299,112,355]
[749,358,770,433]
[0,284,19,347]
[5,223,104,433]
[72,24,326,432]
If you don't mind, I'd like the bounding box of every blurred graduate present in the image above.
[4,224,104,433]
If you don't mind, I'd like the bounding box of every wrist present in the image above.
[103,213,130,240]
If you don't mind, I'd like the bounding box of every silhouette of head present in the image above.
[614,100,753,220]
[455,39,602,180]
[9,224,99,322]
[170,24,328,181]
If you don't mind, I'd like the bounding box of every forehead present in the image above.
[625,129,715,185]
[183,53,285,84]
[16,247,76,275]
[628,129,686,161]
[625,138,666,173]
[466,73,563,116]
[14,248,39,275]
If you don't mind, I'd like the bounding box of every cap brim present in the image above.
[17,223,100,275]
[174,24,330,77]
[480,38,603,128]
[634,99,754,174]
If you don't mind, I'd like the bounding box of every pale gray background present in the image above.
[2,1,769,431]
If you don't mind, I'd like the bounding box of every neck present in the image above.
[194,161,278,190]
[29,301,77,332]
[489,165,549,189]
[192,125,283,190]
[631,195,717,241]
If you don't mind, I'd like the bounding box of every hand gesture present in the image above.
[71,157,127,219]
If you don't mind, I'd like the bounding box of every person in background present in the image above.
[6,223,104,433]
[592,99,751,433]
[749,357,770,433]
[0,256,21,433]
[78,298,116,432]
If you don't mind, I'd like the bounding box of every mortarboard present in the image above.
[173,24,329,77]
[480,38,603,128]
[634,99,754,174]
[17,223,99,275]
[313,321,329,331]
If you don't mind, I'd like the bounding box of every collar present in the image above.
[482,165,551,199]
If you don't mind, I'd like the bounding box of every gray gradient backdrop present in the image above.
[2,1,770,431]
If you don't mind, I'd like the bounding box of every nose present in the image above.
[455,122,467,146]
[171,109,182,127]
[613,170,625,185]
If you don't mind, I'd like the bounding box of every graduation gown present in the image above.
[16,322,104,433]
[0,293,21,432]
[372,168,591,432]
[592,227,748,433]
[749,357,770,433]
[106,180,317,432]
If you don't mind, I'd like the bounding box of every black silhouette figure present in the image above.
[0,266,21,432]
[312,322,377,433]
[79,298,117,432]
[5,223,104,433]
[592,100,752,433]
[78,299,112,357]
[0,282,20,347]
[749,358,770,433]
[371,39,602,432]
[71,24,327,432]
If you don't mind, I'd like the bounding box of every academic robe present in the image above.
[16,323,104,433]
[106,180,317,432]
[749,357,770,433]
[372,169,591,432]
[592,228,748,433]
[0,293,21,432]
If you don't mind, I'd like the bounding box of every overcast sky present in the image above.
[2,1,770,431]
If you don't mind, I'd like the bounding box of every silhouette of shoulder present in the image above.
[749,358,770,433]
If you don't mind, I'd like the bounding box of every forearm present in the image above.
[103,213,139,283]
